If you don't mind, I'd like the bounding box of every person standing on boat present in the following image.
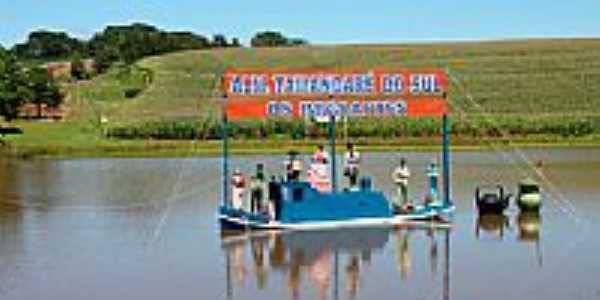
[309,145,331,192]
[426,159,440,206]
[268,175,282,220]
[285,150,303,181]
[312,144,330,165]
[250,163,267,214]
[392,158,411,210]
[344,142,361,190]
[232,168,247,210]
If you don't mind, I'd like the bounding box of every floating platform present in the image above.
[219,180,454,232]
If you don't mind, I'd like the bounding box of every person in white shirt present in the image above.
[231,168,247,210]
[249,163,267,214]
[343,142,361,189]
[285,151,303,181]
[392,158,411,210]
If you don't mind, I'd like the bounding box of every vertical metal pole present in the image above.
[222,113,230,207]
[442,114,451,206]
[329,114,337,193]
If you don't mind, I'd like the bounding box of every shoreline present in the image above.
[3,137,600,159]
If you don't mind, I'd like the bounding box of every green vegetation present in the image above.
[4,120,600,159]
[12,31,86,60]
[0,47,62,120]
[104,115,600,140]
[88,23,238,72]
[3,38,600,157]
[251,31,308,47]
[120,38,600,115]
[70,54,89,80]
[11,23,242,70]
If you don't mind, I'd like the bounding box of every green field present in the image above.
[3,38,600,157]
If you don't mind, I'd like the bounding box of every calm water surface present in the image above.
[1,149,600,300]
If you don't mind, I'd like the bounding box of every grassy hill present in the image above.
[70,38,600,122]
[5,38,600,157]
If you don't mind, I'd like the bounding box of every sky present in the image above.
[1,0,600,47]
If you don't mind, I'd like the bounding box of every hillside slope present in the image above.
[68,38,600,124]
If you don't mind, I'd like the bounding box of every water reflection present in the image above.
[475,214,509,240]
[518,212,543,267]
[474,211,543,268]
[518,212,541,242]
[221,227,451,300]
[0,159,24,295]
[0,210,24,295]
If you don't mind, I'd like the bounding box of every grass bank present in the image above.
[103,115,600,140]
[2,121,600,159]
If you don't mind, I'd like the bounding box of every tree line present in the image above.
[1,23,308,121]
[0,46,61,121]
[11,23,238,73]
[10,23,307,72]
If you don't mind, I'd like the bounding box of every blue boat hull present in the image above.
[218,178,454,232]
[218,203,454,231]
[220,217,248,231]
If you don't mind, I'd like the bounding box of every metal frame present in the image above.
[220,98,453,209]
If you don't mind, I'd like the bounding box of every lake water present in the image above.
[1,149,600,300]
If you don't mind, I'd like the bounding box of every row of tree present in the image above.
[1,46,61,121]
[11,23,308,72]
[88,23,243,72]
[2,23,309,121]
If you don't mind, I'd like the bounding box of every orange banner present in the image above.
[225,97,448,120]
[223,69,448,98]
[222,68,449,120]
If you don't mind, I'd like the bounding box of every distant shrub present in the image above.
[104,115,600,140]
[124,88,142,99]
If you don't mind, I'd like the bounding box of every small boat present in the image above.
[517,178,541,211]
[475,185,511,214]
[219,176,455,231]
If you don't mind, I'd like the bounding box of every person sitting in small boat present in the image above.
[285,151,303,181]
[308,145,331,192]
[426,159,440,207]
[231,168,247,210]
[250,163,267,214]
[392,158,411,212]
[343,142,361,190]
